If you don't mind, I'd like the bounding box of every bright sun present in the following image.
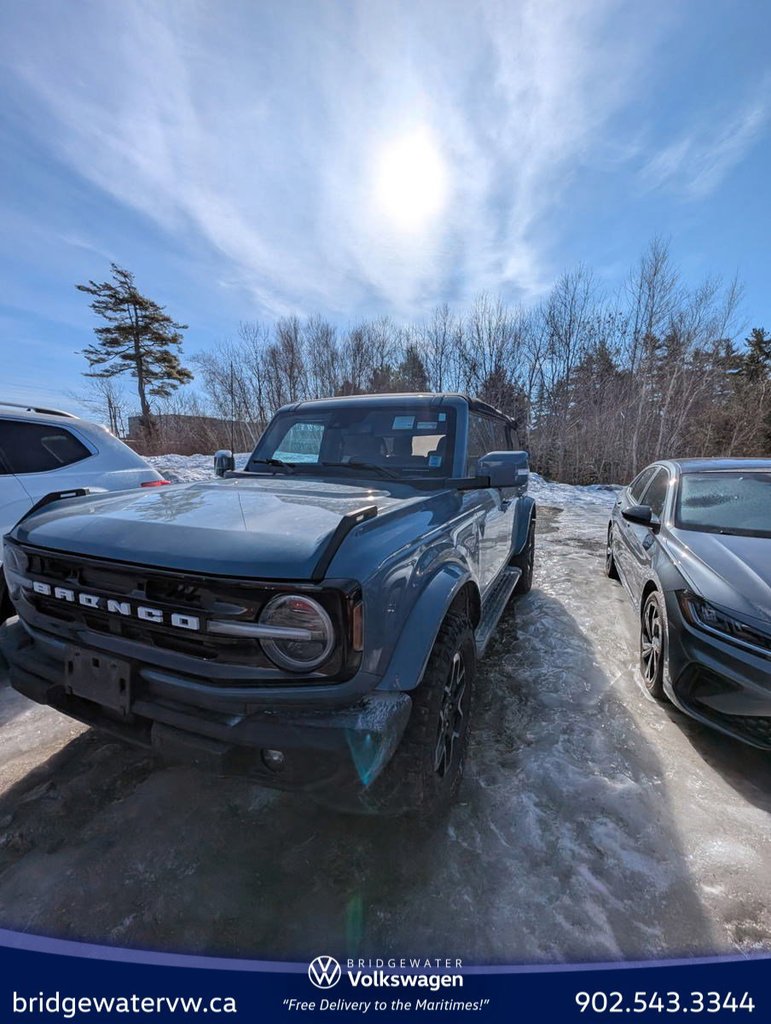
[373,128,449,232]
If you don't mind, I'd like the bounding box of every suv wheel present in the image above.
[510,517,536,595]
[640,590,667,700]
[353,610,476,817]
[0,569,13,624]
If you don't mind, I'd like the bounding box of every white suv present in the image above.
[0,403,166,617]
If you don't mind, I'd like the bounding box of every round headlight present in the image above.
[259,594,335,672]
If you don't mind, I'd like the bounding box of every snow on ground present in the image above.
[146,452,252,483]
[0,457,768,962]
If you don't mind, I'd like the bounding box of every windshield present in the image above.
[247,404,457,479]
[676,471,771,537]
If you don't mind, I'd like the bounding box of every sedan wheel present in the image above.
[605,525,619,579]
[640,590,666,700]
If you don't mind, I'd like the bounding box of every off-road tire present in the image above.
[350,611,476,817]
[510,517,535,596]
[605,525,620,580]
[640,590,667,701]
[0,569,13,624]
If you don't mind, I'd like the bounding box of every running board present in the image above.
[475,566,521,658]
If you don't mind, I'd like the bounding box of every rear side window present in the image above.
[628,467,656,503]
[641,467,670,518]
[0,421,92,474]
[466,414,510,474]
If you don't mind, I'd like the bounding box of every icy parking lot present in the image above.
[0,461,768,963]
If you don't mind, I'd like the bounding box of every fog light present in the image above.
[262,749,285,772]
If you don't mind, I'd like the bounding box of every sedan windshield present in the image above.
[676,471,771,537]
[247,404,456,478]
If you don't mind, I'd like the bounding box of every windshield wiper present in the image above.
[250,458,295,473]
[320,460,399,480]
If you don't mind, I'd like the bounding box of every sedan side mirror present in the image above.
[477,450,529,490]
[213,449,235,477]
[622,504,659,529]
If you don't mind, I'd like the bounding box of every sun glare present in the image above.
[373,128,449,232]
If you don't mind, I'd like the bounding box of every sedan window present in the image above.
[628,467,656,503]
[641,468,670,518]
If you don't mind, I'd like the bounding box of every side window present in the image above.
[466,414,509,475]
[628,467,656,503]
[0,421,91,474]
[641,467,670,518]
[273,422,323,463]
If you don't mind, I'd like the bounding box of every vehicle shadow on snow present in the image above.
[660,704,771,813]
[0,592,718,965]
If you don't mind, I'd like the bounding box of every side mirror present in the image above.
[213,449,235,478]
[477,450,529,490]
[622,504,659,529]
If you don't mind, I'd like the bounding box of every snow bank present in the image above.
[147,453,251,483]
[147,455,622,510]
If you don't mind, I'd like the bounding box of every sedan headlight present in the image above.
[258,594,335,672]
[677,592,771,656]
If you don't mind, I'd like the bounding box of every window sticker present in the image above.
[417,421,438,430]
[438,412,447,421]
[428,454,443,468]
[392,416,415,430]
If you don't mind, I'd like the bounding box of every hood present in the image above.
[666,528,771,622]
[9,476,422,580]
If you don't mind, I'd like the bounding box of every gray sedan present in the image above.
[606,458,771,749]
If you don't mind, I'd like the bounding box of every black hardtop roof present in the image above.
[282,392,513,422]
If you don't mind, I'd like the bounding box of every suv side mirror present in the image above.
[477,450,529,490]
[213,449,235,478]
[622,504,659,529]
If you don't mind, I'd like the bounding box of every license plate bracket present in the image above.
[65,647,132,716]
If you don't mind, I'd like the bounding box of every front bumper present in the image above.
[5,621,412,792]
[664,592,771,749]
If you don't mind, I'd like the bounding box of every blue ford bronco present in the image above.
[4,393,535,815]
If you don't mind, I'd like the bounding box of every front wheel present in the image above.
[605,524,619,579]
[355,610,476,817]
[640,590,667,700]
[510,518,536,595]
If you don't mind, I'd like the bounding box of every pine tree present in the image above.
[77,263,193,429]
[742,327,771,382]
[393,345,429,391]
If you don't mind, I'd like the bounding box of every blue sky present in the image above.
[1,0,769,416]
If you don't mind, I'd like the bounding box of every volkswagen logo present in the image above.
[308,955,342,989]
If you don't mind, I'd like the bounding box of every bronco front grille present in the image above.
[13,545,355,677]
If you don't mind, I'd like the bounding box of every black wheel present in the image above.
[605,524,619,579]
[510,517,535,595]
[0,569,14,624]
[351,610,476,817]
[640,590,667,700]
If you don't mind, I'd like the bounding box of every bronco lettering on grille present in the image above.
[30,580,201,631]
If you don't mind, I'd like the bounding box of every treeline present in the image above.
[81,241,771,483]
[187,240,770,483]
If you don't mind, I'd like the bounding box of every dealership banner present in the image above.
[1,930,767,1023]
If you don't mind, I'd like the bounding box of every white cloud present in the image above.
[641,87,770,199]
[1,0,658,317]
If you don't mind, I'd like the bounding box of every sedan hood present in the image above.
[667,528,771,621]
[9,476,418,580]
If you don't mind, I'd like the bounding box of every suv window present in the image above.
[628,467,656,503]
[0,421,92,474]
[641,467,669,518]
[466,413,510,475]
